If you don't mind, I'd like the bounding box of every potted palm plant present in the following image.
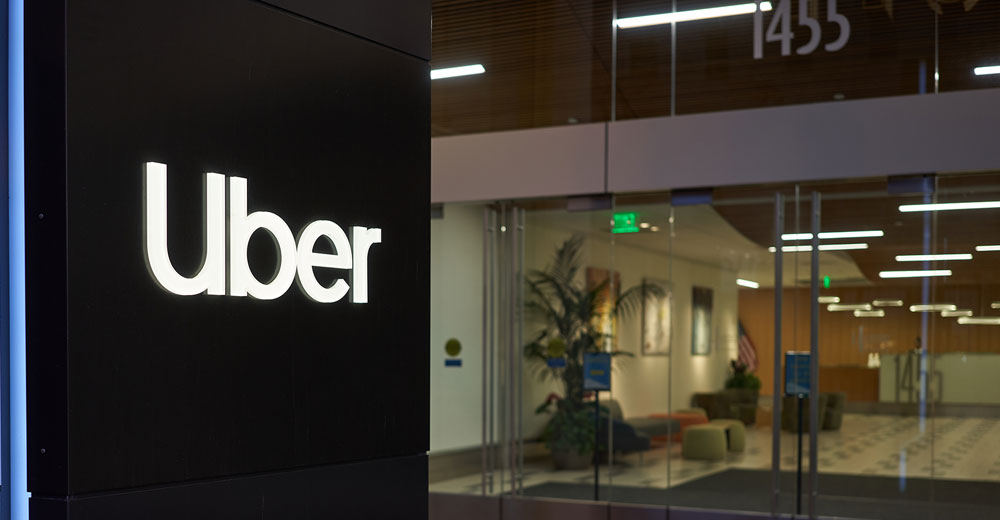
[524,234,663,469]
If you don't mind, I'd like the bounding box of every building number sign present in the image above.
[754,0,850,58]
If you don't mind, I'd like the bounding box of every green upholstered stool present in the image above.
[710,418,746,452]
[682,424,727,461]
[676,407,708,417]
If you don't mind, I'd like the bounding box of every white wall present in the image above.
[429,204,485,452]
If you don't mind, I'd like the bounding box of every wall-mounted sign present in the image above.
[445,338,462,367]
[754,0,849,59]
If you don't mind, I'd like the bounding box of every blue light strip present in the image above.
[8,0,28,517]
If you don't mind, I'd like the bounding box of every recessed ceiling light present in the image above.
[872,299,904,307]
[895,254,972,262]
[817,296,840,304]
[941,309,973,317]
[899,201,1000,212]
[736,279,759,289]
[615,2,772,28]
[782,230,884,241]
[639,222,650,229]
[976,245,1000,252]
[854,310,885,318]
[909,304,957,312]
[431,64,486,80]
[879,270,952,279]
[650,226,660,232]
[992,302,1000,309]
[958,316,1000,325]
[828,303,872,312]
[974,66,1000,76]
[768,243,868,253]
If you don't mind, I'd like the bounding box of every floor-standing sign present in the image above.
[785,351,812,516]
[22,1,429,518]
[584,352,612,501]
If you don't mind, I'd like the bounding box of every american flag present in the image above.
[737,321,758,372]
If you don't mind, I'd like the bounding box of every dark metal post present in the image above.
[771,193,784,516]
[809,192,821,518]
[594,392,600,501]
[796,395,804,515]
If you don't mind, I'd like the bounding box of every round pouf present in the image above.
[710,419,746,452]
[681,424,727,461]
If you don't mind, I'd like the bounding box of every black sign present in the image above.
[25,1,428,517]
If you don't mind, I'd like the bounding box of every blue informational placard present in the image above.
[546,357,567,368]
[583,352,611,391]
[444,359,462,367]
[785,351,811,396]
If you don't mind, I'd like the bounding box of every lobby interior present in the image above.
[426,1,1000,518]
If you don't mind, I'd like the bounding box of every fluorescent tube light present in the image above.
[879,270,952,279]
[899,201,1000,212]
[872,299,904,307]
[854,310,885,318]
[817,296,840,304]
[828,303,872,312]
[909,304,957,312]
[895,253,972,262]
[615,1,772,28]
[974,66,1000,76]
[431,64,486,80]
[941,309,973,317]
[958,316,1000,325]
[737,278,760,289]
[768,243,868,252]
[976,245,1000,252]
[992,302,1000,309]
[781,230,883,241]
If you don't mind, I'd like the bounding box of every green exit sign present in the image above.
[612,212,640,234]
[823,276,831,289]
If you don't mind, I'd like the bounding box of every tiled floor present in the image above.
[429,414,1000,496]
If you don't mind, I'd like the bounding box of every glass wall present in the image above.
[431,0,1000,136]
[429,172,1000,520]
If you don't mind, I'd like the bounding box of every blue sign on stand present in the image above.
[583,352,611,391]
[785,351,811,396]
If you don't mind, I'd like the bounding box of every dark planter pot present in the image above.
[551,448,592,470]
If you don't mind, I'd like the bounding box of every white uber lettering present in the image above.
[143,162,227,296]
[142,162,381,303]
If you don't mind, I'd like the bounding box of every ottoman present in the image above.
[682,424,727,461]
[710,418,746,452]
[648,412,709,443]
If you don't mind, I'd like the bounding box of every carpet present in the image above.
[520,469,1000,519]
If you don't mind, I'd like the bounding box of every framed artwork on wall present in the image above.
[586,267,620,351]
[691,286,714,356]
[641,279,672,356]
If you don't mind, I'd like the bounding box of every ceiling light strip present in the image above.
[872,299,904,307]
[615,1,772,28]
[430,64,486,80]
[879,270,952,279]
[895,254,972,262]
[817,296,840,304]
[974,66,1000,76]
[768,243,868,252]
[899,201,1000,212]
[737,278,760,289]
[958,316,1000,325]
[828,303,872,312]
[976,245,1000,252]
[909,304,957,312]
[854,310,885,318]
[941,309,973,317]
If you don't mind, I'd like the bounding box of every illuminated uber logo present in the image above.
[143,162,381,303]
